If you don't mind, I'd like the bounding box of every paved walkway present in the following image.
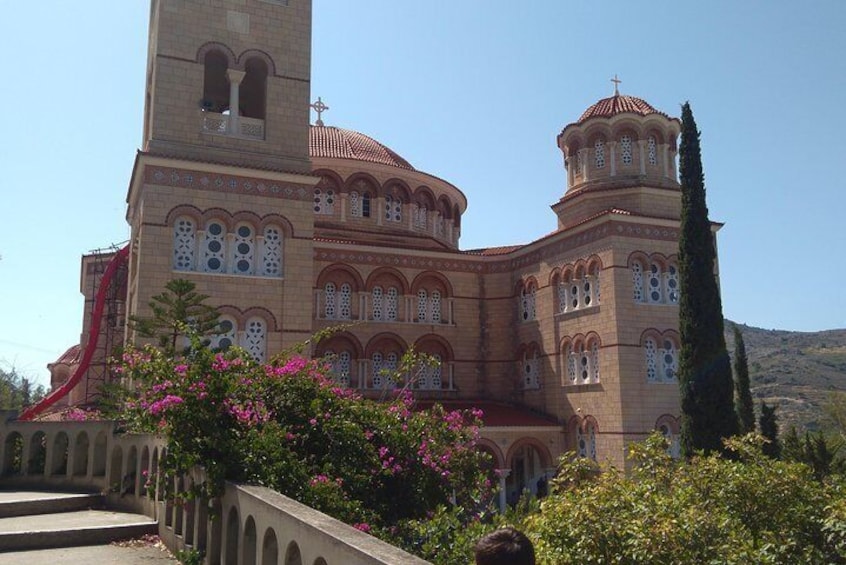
[0,542,179,564]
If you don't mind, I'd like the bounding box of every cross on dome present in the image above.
[310,96,329,126]
[611,74,622,96]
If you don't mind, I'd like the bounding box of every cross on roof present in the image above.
[611,75,621,96]
[310,97,329,126]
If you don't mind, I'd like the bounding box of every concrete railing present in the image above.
[0,417,429,565]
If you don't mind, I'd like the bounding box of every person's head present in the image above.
[474,527,536,565]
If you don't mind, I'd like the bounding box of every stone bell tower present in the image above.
[142,0,312,172]
[124,0,319,359]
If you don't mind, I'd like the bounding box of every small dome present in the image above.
[310,126,414,170]
[578,94,667,122]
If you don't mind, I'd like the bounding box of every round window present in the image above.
[207,258,221,270]
[219,320,233,333]
[219,337,232,350]
[237,260,250,272]
[238,226,251,238]
[208,240,221,253]
[208,223,223,236]
[237,243,250,254]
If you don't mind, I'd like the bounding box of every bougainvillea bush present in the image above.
[117,337,492,541]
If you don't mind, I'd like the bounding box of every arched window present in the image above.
[522,350,540,389]
[659,338,678,382]
[620,135,633,165]
[325,350,351,387]
[567,339,599,385]
[231,223,255,275]
[240,57,267,120]
[557,278,568,314]
[202,50,229,113]
[260,225,282,277]
[385,194,402,222]
[577,420,597,461]
[202,220,226,273]
[566,342,577,384]
[414,204,428,230]
[520,285,537,322]
[173,216,196,271]
[210,317,237,351]
[594,138,606,169]
[418,353,442,390]
[632,261,644,302]
[242,317,266,362]
[569,277,581,311]
[371,351,399,390]
[647,136,657,166]
[430,290,442,323]
[313,188,335,215]
[591,339,600,382]
[645,337,658,382]
[417,289,428,322]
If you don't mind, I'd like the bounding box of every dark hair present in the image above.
[474,527,536,565]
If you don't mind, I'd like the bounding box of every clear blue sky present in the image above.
[2,1,845,388]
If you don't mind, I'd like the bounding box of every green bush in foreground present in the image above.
[525,434,845,564]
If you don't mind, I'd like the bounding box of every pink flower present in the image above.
[352,523,371,533]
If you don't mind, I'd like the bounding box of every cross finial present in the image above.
[310,96,329,126]
[611,74,622,96]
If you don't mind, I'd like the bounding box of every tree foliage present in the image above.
[522,434,845,564]
[759,401,781,458]
[129,279,221,355]
[733,325,755,434]
[677,102,738,455]
[0,364,46,411]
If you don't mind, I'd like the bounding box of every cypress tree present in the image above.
[759,401,780,459]
[733,325,755,433]
[677,102,738,456]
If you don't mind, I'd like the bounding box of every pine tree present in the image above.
[733,325,755,434]
[759,401,780,458]
[677,102,738,456]
[130,278,221,356]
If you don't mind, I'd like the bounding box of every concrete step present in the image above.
[0,542,178,564]
[0,508,158,551]
[0,490,104,518]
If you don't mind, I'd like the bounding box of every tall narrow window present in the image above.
[242,318,266,362]
[240,58,268,120]
[647,136,657,166]
[202,51,229,113]
[578,343,590,383]
[430,290,442,323]
[362,192,371,218]
[594,138,606,169]
[324,282,337,319]
[202,221,226,273]
[591,340,600,382]
[558,281,568,313]
[385,287,398,321]
[338,283,352,319]
[620,135,633,165]
[173,217,196,271]
[313,188,335,215]
[523,351,539,389]
[372,351,398,389]
[583,278,593,307]
[647,263,663,303]
[329,350,351,387]
[261,226,282,277]
[577,422,597,461]
[232,224,255,275]
[371,287,384,321]
[385,195,402,222]
[567,344,577,383]
[645,338,658,382]
[350,191,362,217]
[570,280,581,311]
[417,289,428,322]
[632,262,644,302]
[660,339,678,382]
[419,354,442,390]
[665,264,680,304]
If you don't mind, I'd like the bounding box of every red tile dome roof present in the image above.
[310,126,414,171]
[578,94,667,122]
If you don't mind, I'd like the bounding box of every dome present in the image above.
[309,125,415,171]
[578,94,668,122]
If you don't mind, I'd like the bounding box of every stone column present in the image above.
[609,141,617,176]
[579,149,590,182]
[226,69,246,135]
[638,140,647,175]
[496,468,511,513]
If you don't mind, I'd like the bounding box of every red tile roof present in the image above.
[415,400,559,427]
[310,126,415,171]
[461,245,524,256]
[578,94,668,122]
[50,344,81,366]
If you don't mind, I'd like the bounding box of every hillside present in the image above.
[725,321,846,433]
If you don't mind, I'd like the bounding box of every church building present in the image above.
[46,0,717,498]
